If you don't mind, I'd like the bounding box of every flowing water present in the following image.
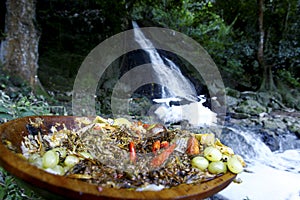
[132,21,216,126]
[132,21,198,101]
[131,22,300,199]
[219,126,300,200]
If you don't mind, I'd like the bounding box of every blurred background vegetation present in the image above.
[33,0,299,92]
[1,0,299,109]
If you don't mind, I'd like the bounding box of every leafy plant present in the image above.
[0,168,44,200]
[277,69,300,88]
[0,91,53,123]
[0,90,65,199]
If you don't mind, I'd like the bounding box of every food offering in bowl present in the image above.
[0,116,245,199]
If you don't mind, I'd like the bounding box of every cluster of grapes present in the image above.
[191,146,244,174]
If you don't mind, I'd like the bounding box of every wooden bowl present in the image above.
[0,116,236,200]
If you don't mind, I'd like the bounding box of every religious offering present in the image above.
[15,116,245,191]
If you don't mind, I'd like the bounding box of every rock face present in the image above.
[225,88,300,151]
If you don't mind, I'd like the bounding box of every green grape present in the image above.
[52,147,67,158]
[191,156,209,171]
[64,155,80,167]
[45,165,65,175]
[204,146,222,162]
[227,157,243,174]
[208,161,227,174]
[42,150,59,168]
[29,154,43,168]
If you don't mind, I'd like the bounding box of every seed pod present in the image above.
[151,143,176,167]
[186,136,200,155]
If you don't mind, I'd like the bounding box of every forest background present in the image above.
[0,0,299,111]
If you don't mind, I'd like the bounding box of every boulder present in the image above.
[229,112,250,119]
[235,99,267,116]
[240,91,257,100]
[259,129,280,151]
[262,118,287,130]
[226,96,240,107]
[288,122,300,139]
[225,88,240,98]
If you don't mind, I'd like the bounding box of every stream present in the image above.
[131,22,300,200]
[218,125,300,200]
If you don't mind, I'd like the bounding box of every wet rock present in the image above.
[257,91,282,108]
[235,99,267,116]
[229,112,250,119]
[226,96,240,107]
[282,116,296,126]
[240,91,257,100]
[226,88,240,98]
[259,129,280,151]
[288,123,300,139]
[262,118,287,130]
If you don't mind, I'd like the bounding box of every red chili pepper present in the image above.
[143,123,150,129]
[160,141,169,148]
[152,140,161,154]
[129,141,136,163]
[150,143,176,167]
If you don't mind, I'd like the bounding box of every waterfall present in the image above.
[132,21,197,101]
[132,21,217,126]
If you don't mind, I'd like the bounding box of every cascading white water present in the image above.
[219,127,300,200]
[132,21,217,126]
[132,21,198,101]
[223,127,300,172]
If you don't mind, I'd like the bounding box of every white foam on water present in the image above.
[220,151,300,200]
[154,101,217,126]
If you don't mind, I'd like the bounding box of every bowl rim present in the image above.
[0,116,236,200]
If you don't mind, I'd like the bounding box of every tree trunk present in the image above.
[2,0,40,88]
[257,0,276,92]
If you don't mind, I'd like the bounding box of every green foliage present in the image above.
[277,69,300,88]
[215,0,300,90]
[130,0,249,88]
[0,91,53,123]
[0,91,52,199]
[0,168,44,200]
[34,0,300,95]
[0,87,62,199]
